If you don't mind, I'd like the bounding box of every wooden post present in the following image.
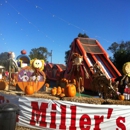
[78,77,81,97]
[8,60,11,91]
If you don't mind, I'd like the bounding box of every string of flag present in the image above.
[26,0,113,43]
[0,0,113,54]
[1,0,55,44]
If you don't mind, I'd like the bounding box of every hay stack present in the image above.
[62,97,105,104]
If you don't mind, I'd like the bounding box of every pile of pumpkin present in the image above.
[51,78,77,98]
[23,78,77,98]
[0,75,18,91]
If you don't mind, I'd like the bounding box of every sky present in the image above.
[0,0,130,65]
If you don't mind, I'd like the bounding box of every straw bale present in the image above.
[62,96,105,104]
[103,99,130,105]
[1,90,130,105]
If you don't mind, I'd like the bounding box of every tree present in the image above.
[29,47,50,62]
[78,33,89,38]
[107,41,130,74]
[64,44,72,65]
[64,33,89,65]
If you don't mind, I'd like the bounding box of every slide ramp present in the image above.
[64,37,121,90]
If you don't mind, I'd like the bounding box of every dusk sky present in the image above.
[0,0,129,64]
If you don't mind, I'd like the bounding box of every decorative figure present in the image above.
[122,62,130,77]
[19,71,29,82]
[17,65,46,93]
[30,59,46,92]
[7,52,19,90]
[17,66,33,92]
[30,59,45,79]
[68,52,89,97]
[90,62,119,99]
[115,62,130,95]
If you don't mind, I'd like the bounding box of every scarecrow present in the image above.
[68,52,89,97]
[7,52,19,89]
[115,62,130,95]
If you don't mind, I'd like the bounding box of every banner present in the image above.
[0,92,130,130]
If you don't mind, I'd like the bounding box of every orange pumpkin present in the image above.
[65,84,76,97]
[45,83,50,88]
[60,93,65,98]
[64,79,68,84]
[57,86,62,95]
[53,87,57,91]
[119,95,125,100]
[61,88,65,93]
[25,85,34,95]
[68,80,71,83]
[0,80,7,90]
[45,83,50,92]
[51,88,57,96]
[62,78,66,82]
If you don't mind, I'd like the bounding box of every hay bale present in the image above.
[1,90,130,105]
[25,92,60,100]
[104,99,130,105]
[62,97,105,104]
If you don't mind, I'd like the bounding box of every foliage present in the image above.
[64,33,89,65]
[0,47,50,70]
[107,41,130,74]
[29,47,50,62]
[78,33,89,38]
[64,44,72,65]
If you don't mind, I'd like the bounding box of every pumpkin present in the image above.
[57,86,62,95]
[119,95,125,100]
[61,79,66,83]
[0,80,7,90]
[45,83,50,92]
[65,79,68,84]
[65,83,76,97]
[60,93,65,98]
[51,88,57,96]
[62,78,66,82]
[53,87,57,91]
[61,88,65,93]
[60,78,68,88]
[68,80,71,83]
[25,85,34,95]
[45,83,49,87]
